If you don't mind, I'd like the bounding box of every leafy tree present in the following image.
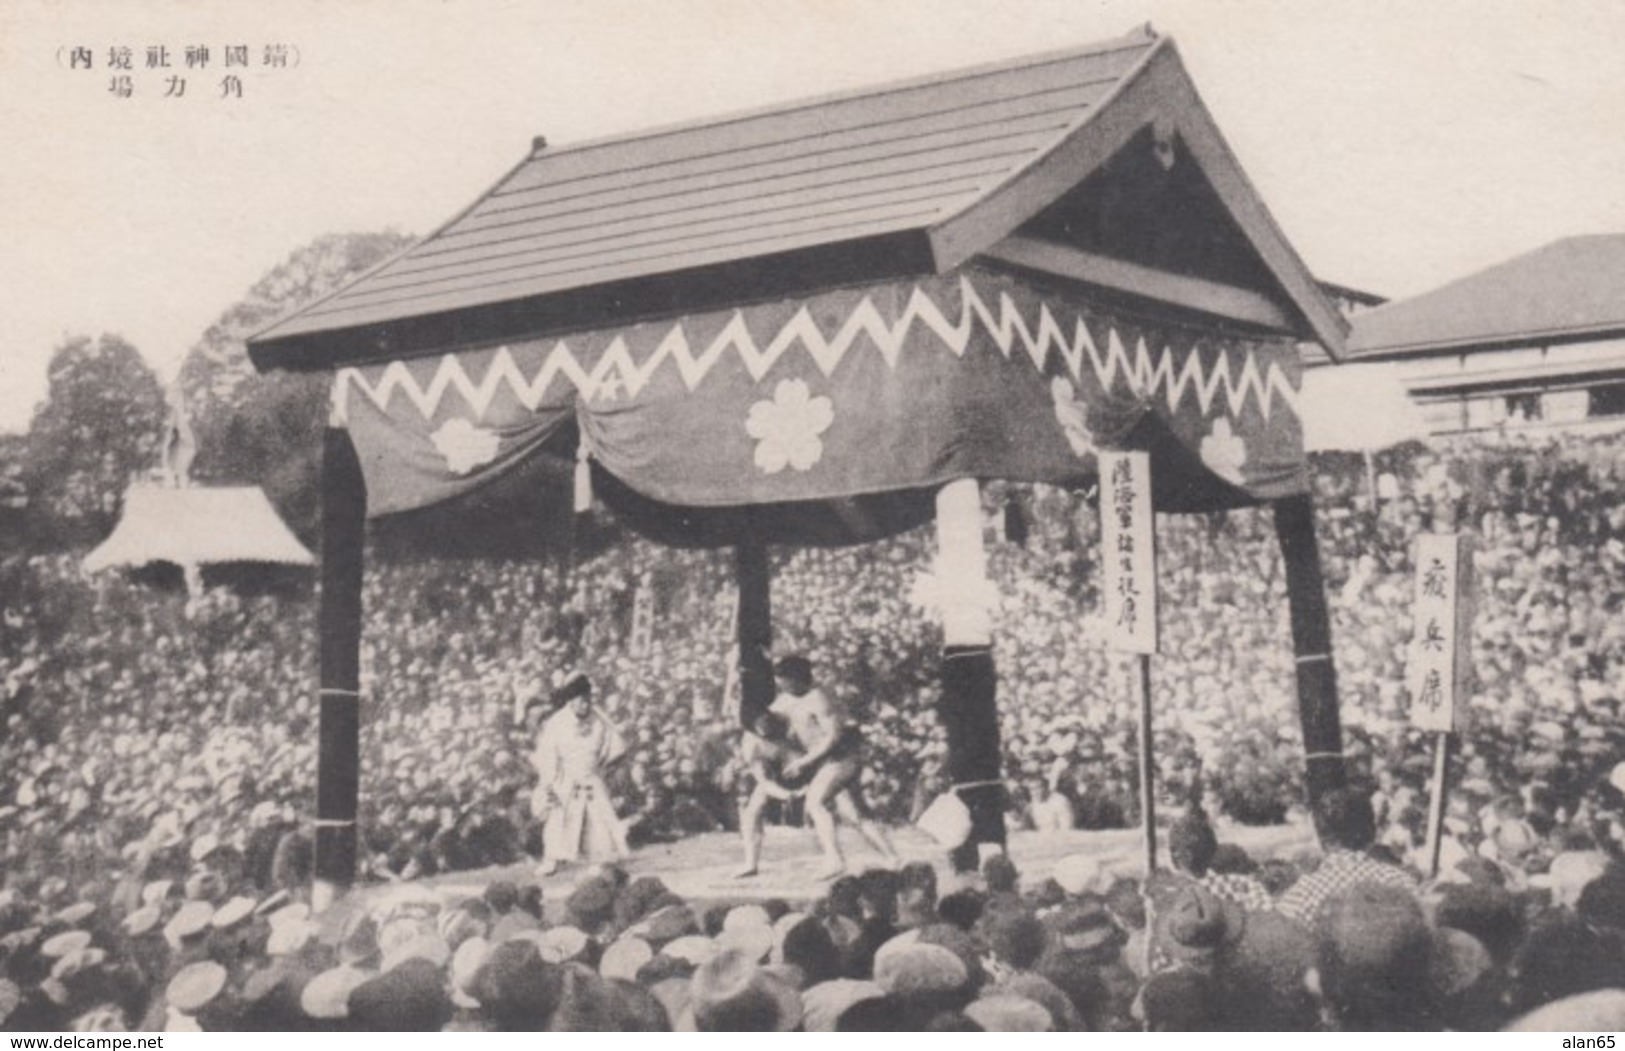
[177,230,415,536]
[0,433,28,555]
[20,334,167,546]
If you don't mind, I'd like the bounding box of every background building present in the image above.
[1345,234,1625,435]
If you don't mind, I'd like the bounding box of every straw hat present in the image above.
[532,925,590,964]
[717,908,775,963]
[964,994,1053,1032]
[50,947,107,982]
[212,896,257,930]
[599,937,654,982]
[687,948,803,1032]
[164,900,215,947]
[124,906,163,938]
[1505,990,1625,1032]
[800,979,885,1032]
[41,930,93,958]
[300,965,371,1021]
[380,932,452,974]
[167,961,228,1015]
[662,935,719,967]
[141,880,175,907]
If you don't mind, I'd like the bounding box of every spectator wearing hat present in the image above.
[1150,883,1244,980]
[687,948,802,1031]
[531,674,630,877]
[1033,897,1132,1029]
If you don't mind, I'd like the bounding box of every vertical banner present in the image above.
[1100,451,1158,654]
[1408,533,1474,733]
[630,572,654,658]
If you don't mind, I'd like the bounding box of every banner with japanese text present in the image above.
[1409,533,1475,733]
[1100,451,1158,654]
[332,265,1309,519]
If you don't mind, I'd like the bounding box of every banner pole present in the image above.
[1135,652,1156,876]
[1423,731,1453,878]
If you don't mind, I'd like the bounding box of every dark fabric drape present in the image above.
[336,266,1308,519]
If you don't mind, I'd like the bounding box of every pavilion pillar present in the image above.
[1272,491,1347,805]
[734,540,774,726]
[934,479,1005,872]
[314,427,366,907]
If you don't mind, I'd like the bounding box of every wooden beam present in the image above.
[1149,42,1350,359]
[927,38,1165,274]
[930,39,1350,360]
[982,235,1296,332]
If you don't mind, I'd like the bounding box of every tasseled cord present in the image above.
[573,437,593,514]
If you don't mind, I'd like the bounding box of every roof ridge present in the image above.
[1353,238,1566,323]
[524,25,1158,164]
[1349,233,1625,353]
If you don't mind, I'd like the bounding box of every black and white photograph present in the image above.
[2,0,1624,1035]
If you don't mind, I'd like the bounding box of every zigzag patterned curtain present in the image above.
[332,266,1307,517]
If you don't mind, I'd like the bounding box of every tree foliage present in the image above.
[20,334,167,546]
[177,231,415,537]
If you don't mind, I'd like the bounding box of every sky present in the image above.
[1,0,1622,433]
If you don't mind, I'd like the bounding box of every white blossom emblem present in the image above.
[744,379,833,474]
[1050,377,1094,458]
[430,418,501,475]
[1199,417,1248,486]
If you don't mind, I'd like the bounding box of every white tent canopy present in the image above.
[84,485,313,572]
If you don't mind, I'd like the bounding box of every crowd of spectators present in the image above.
[3,786,1624,1031]
[2,426,1623,1030]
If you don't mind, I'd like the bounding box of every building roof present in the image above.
[83,486,314,572]
[1349,234,1625,359]
[249,27,1345,370]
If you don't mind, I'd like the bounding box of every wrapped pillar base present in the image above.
[734,541,774,727]
[1273,492,1348,805]
[939,645,1004,872]
[933,480,1005,873]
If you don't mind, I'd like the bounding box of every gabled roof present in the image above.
[83,486,314,572]
[1350,234,1625,359]
[249,28,1345,370]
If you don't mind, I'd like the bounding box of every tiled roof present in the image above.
[249,27,1345,369]
[1349,234,1625,359]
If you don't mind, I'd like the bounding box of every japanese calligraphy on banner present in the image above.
[1100,451,1158,654]
[1408,533,1475,733]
